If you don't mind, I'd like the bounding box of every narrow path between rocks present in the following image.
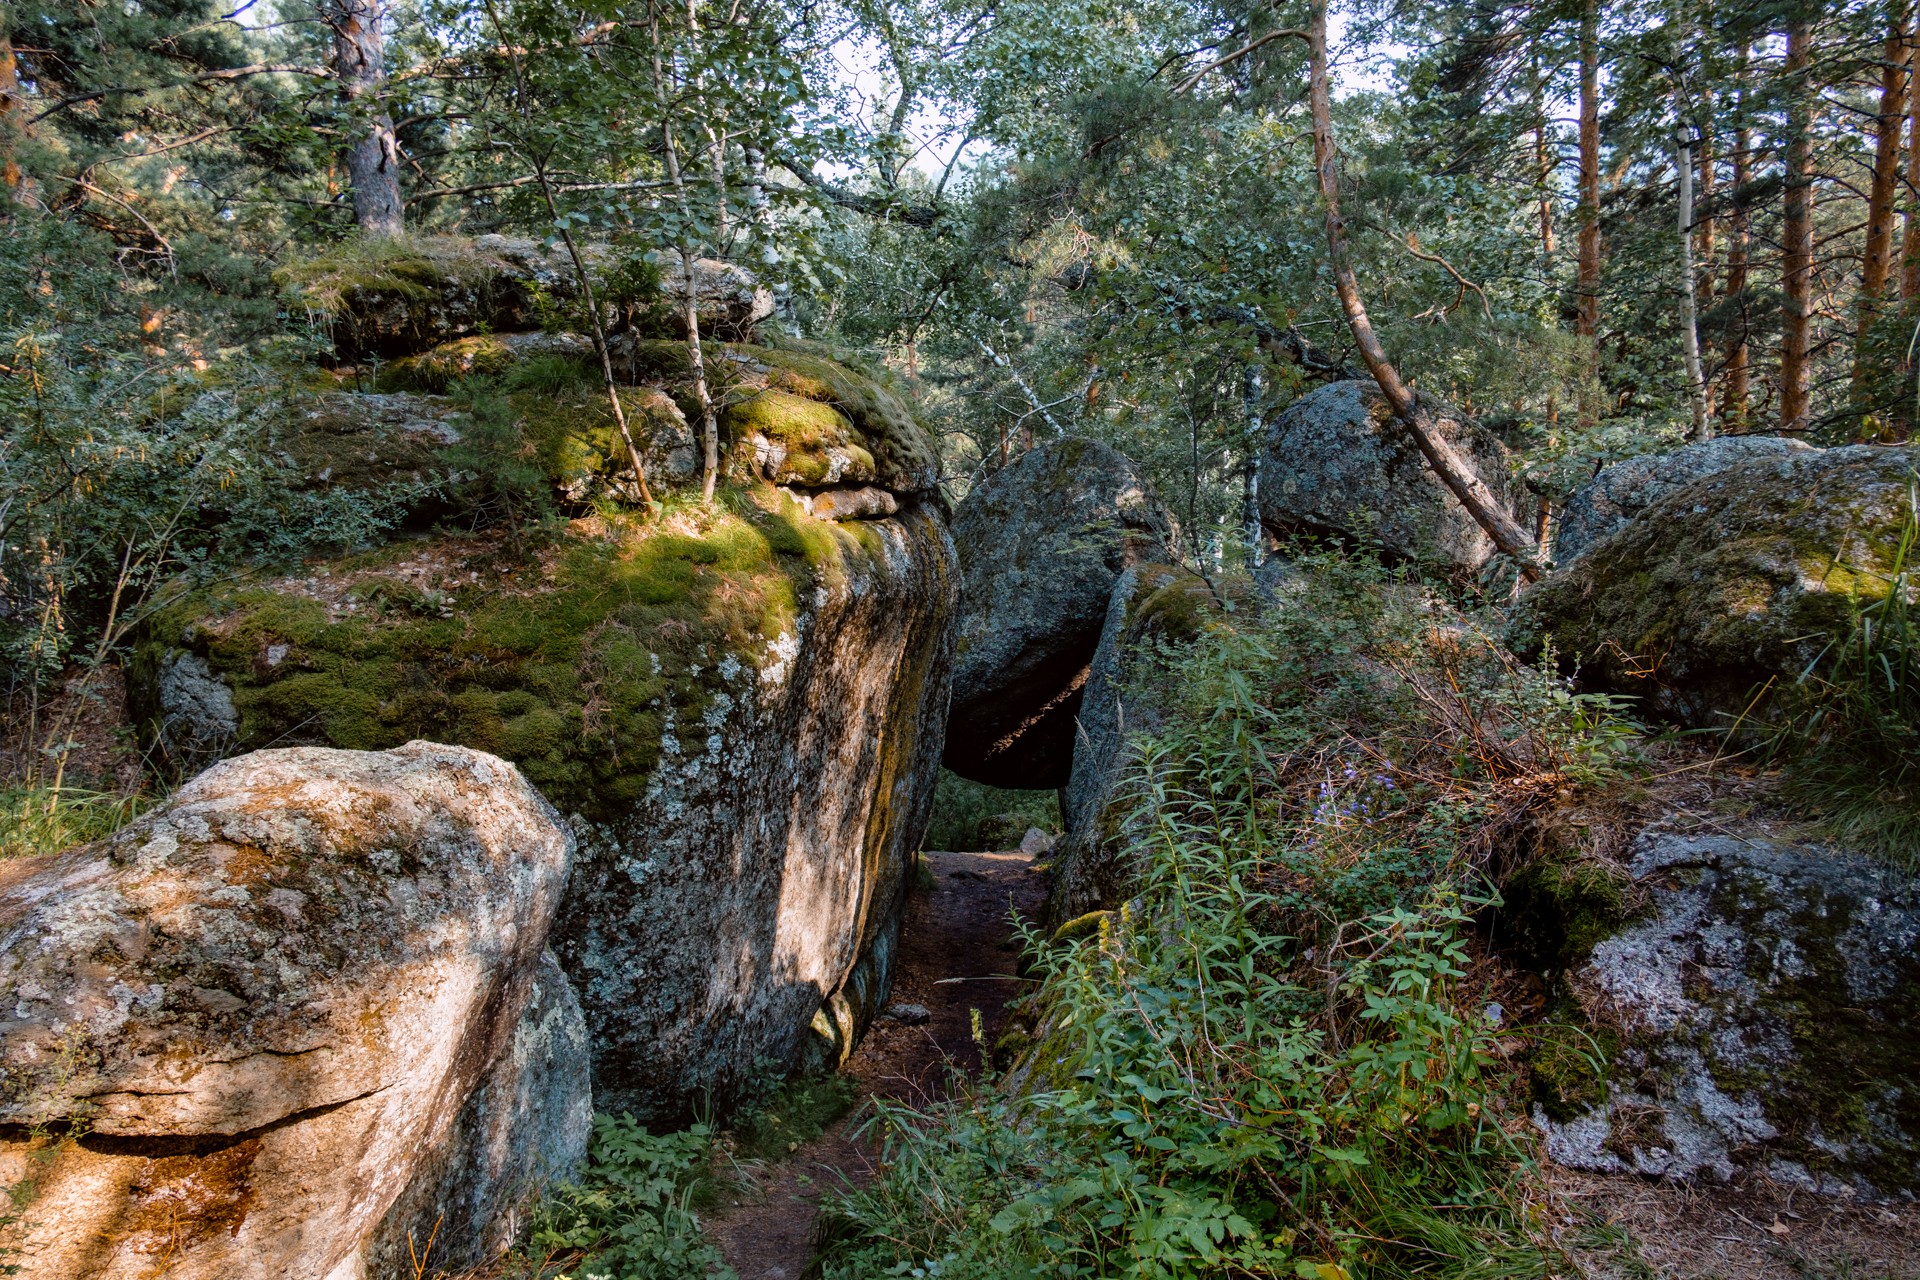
[706,847,1049,1280]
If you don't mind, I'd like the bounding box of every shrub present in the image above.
[515,1113,730,1280]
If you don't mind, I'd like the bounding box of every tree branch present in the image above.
[28,63,332,124]
[1170,28,1308,95]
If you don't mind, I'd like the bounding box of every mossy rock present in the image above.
[1535,831,1920,1195]
[130,499,872,820]
[280,236,770,363]
[1511,443,1919,729]
[376,332,597,394]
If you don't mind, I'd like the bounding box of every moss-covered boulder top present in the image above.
[278,234,772,360]
[135,495,919,820]
[1510,442,1919,727]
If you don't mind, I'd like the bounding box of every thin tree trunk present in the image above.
[1306,0,1540,578]
[1906,26,1920,299]
[1242,366,1265,566]
[1676,116,1711,439]
[1695,81,1717,418]
[1727,43,1753,425]
[323,0,403,236]
[481,0,652,509]
[1781,21,1814,434]
[1533,56,1556,260]
[1856,13,1911,399]
[1576,0,1602,429]
[651,9,721,504]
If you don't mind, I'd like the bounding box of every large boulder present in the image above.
[1531,831,1920,1197]
[279,235,772,361]
[1510,444,1918,727]
[1553,436,1815,562]
[0,742,588,1279]
[944,438,1176,789]
[129,357,958,1120]
[1258,380,1521,576]
[1051,563,1216,923]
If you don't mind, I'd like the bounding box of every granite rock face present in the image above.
[945,438,1176,789]
[1553,436,1815,562]
[0,742,586,1279]
[279,235,771,361]
[1533,832,1920,1197]
[1258,380,1521,576]
[1050,563,1213,924]
[550,505,958,1115]
[1511,444,1919,727]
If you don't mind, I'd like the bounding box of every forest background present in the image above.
[3,0,1917,782]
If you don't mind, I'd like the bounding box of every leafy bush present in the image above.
[817,553,1640,1280]
[518,1113,731,1280]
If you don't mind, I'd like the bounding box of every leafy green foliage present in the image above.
[817,552,1640,1280]
[924,769,1060,851]
[728,1065,861,1160]
[518,1113,732,1280]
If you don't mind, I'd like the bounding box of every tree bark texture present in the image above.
[324,0,403,236]
[1576,0,1602,428]
[1726,43,1752,425]
[1781,21,1814,434]
[1676,124,1710,439]
[0,35,22,198]
[1856,14,1911,400]
[1306,0,1541,577]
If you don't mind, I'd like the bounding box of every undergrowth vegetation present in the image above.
[817,553,1642,1279]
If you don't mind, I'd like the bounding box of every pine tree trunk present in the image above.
[1305,0,1540,577]
[324,0,403,236]
[1855,14,1911,401]
[1781,22,1814,434]
[1905,30,1920,299]
[1726,43,1752,426]
[1576,0,1602,429]
[0,34,22,200]
[1676,121,1711,439]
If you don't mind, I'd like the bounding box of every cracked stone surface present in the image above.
[0,741,586,1279]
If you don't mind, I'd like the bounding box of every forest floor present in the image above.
[705,846,1049,1280]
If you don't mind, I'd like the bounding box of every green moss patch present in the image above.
[136,502,882,818]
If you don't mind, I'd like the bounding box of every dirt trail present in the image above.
[706,847,1048,1280]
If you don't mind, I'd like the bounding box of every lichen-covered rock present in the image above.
[1259,380,1521,575]
[279,235,770,361]
[1533,832,1920,1198]
[1554,436,1814,562]
[1510,444,1919,727]
[1052,563,1216,923]
[130,487,957,1119]
[945,438,1176,789]
[368,949,592,1273]
[152,649,238,772]
[0,741,585,1279]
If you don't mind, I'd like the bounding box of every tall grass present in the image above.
[0,785,149,859]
